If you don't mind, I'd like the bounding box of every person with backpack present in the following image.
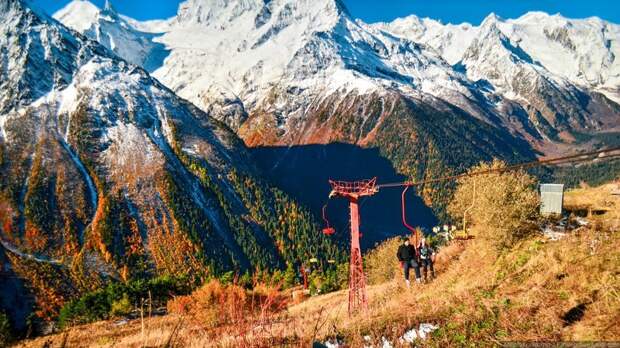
[418,238,436,282]
[396,237,421,287]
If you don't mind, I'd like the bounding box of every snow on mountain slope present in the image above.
[53,0,170,72]
[455,16,601,133]
[121,15,174,33]
[56,0,487,132]
[51,0,99,32]
[54,0,619,148]
[457,15,579,102]
[2,0,242,266]
[375,12,620,102]
[373,15,477,66]
[507,13,620,100]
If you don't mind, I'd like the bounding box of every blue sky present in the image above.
[32,0,620,24]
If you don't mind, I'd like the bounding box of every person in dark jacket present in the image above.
[418,238,435,282]
[396,237,421,287]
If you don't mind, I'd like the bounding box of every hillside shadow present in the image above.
[0,246,34,334]
[142,32,171,73]
[250,143,438,250]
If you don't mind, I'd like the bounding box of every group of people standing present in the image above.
[396,236,435,287]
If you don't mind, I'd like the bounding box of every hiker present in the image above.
[397,237,421,287]
[418,238,436,281]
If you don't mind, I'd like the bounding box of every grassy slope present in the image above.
[14,184,620,347]
[289,184,620,346]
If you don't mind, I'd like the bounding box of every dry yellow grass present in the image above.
[564,182,619,209]
[565,182,620,225]
[13,185,620,347]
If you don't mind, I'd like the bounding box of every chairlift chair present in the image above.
[322,204,335,235]
[402,186,420,245]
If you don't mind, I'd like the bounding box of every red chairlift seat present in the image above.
[322,227,336,236]
[322,204,336,236]
[402,186,420,245]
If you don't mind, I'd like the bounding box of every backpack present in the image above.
[420,246,430,259]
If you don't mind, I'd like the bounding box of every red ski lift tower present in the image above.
[327,177,378,315]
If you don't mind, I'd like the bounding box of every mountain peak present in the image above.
[514,11,550,22]
[101,0,120,20]
[387,14,423,27]
[102,0,116,14]
[480,12,502,27]
[53,0,100,32]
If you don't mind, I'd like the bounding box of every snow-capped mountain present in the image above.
[456,16,603,133]
[150,0,492,136]
[375,12,620,103]
[50,0,620,231]
[54,0,619,149]
[53,0,493,130]
[1,0,338,324]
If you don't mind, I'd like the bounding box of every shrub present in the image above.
[0,311,11,347]
[168,280,246,328]
[58,289,110,327]
[167,279,287,329]
[320,262,348,293]
[282,263,297,288]
[166,294,193,315]
[448,160,540,249]
[58,275,191,328]
[365,237,402,285]
[110,293,132,317]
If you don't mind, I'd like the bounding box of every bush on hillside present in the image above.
[167,279,287,328]
[0,311,10,347]
[308,262,348,295]
[58,275,191,328]
[110,293,132,317]
[365,237,403,285]
[168,280,245,327]
[448,160,540,249]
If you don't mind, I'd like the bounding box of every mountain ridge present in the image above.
[374,11,620,102]
[53,0,620,147]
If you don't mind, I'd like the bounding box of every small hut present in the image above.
[540,184,564,216]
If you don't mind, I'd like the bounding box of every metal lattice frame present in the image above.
[328,177,377,315]
[328,178,378,198]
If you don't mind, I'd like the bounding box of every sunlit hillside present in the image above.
[12,181,619,347]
